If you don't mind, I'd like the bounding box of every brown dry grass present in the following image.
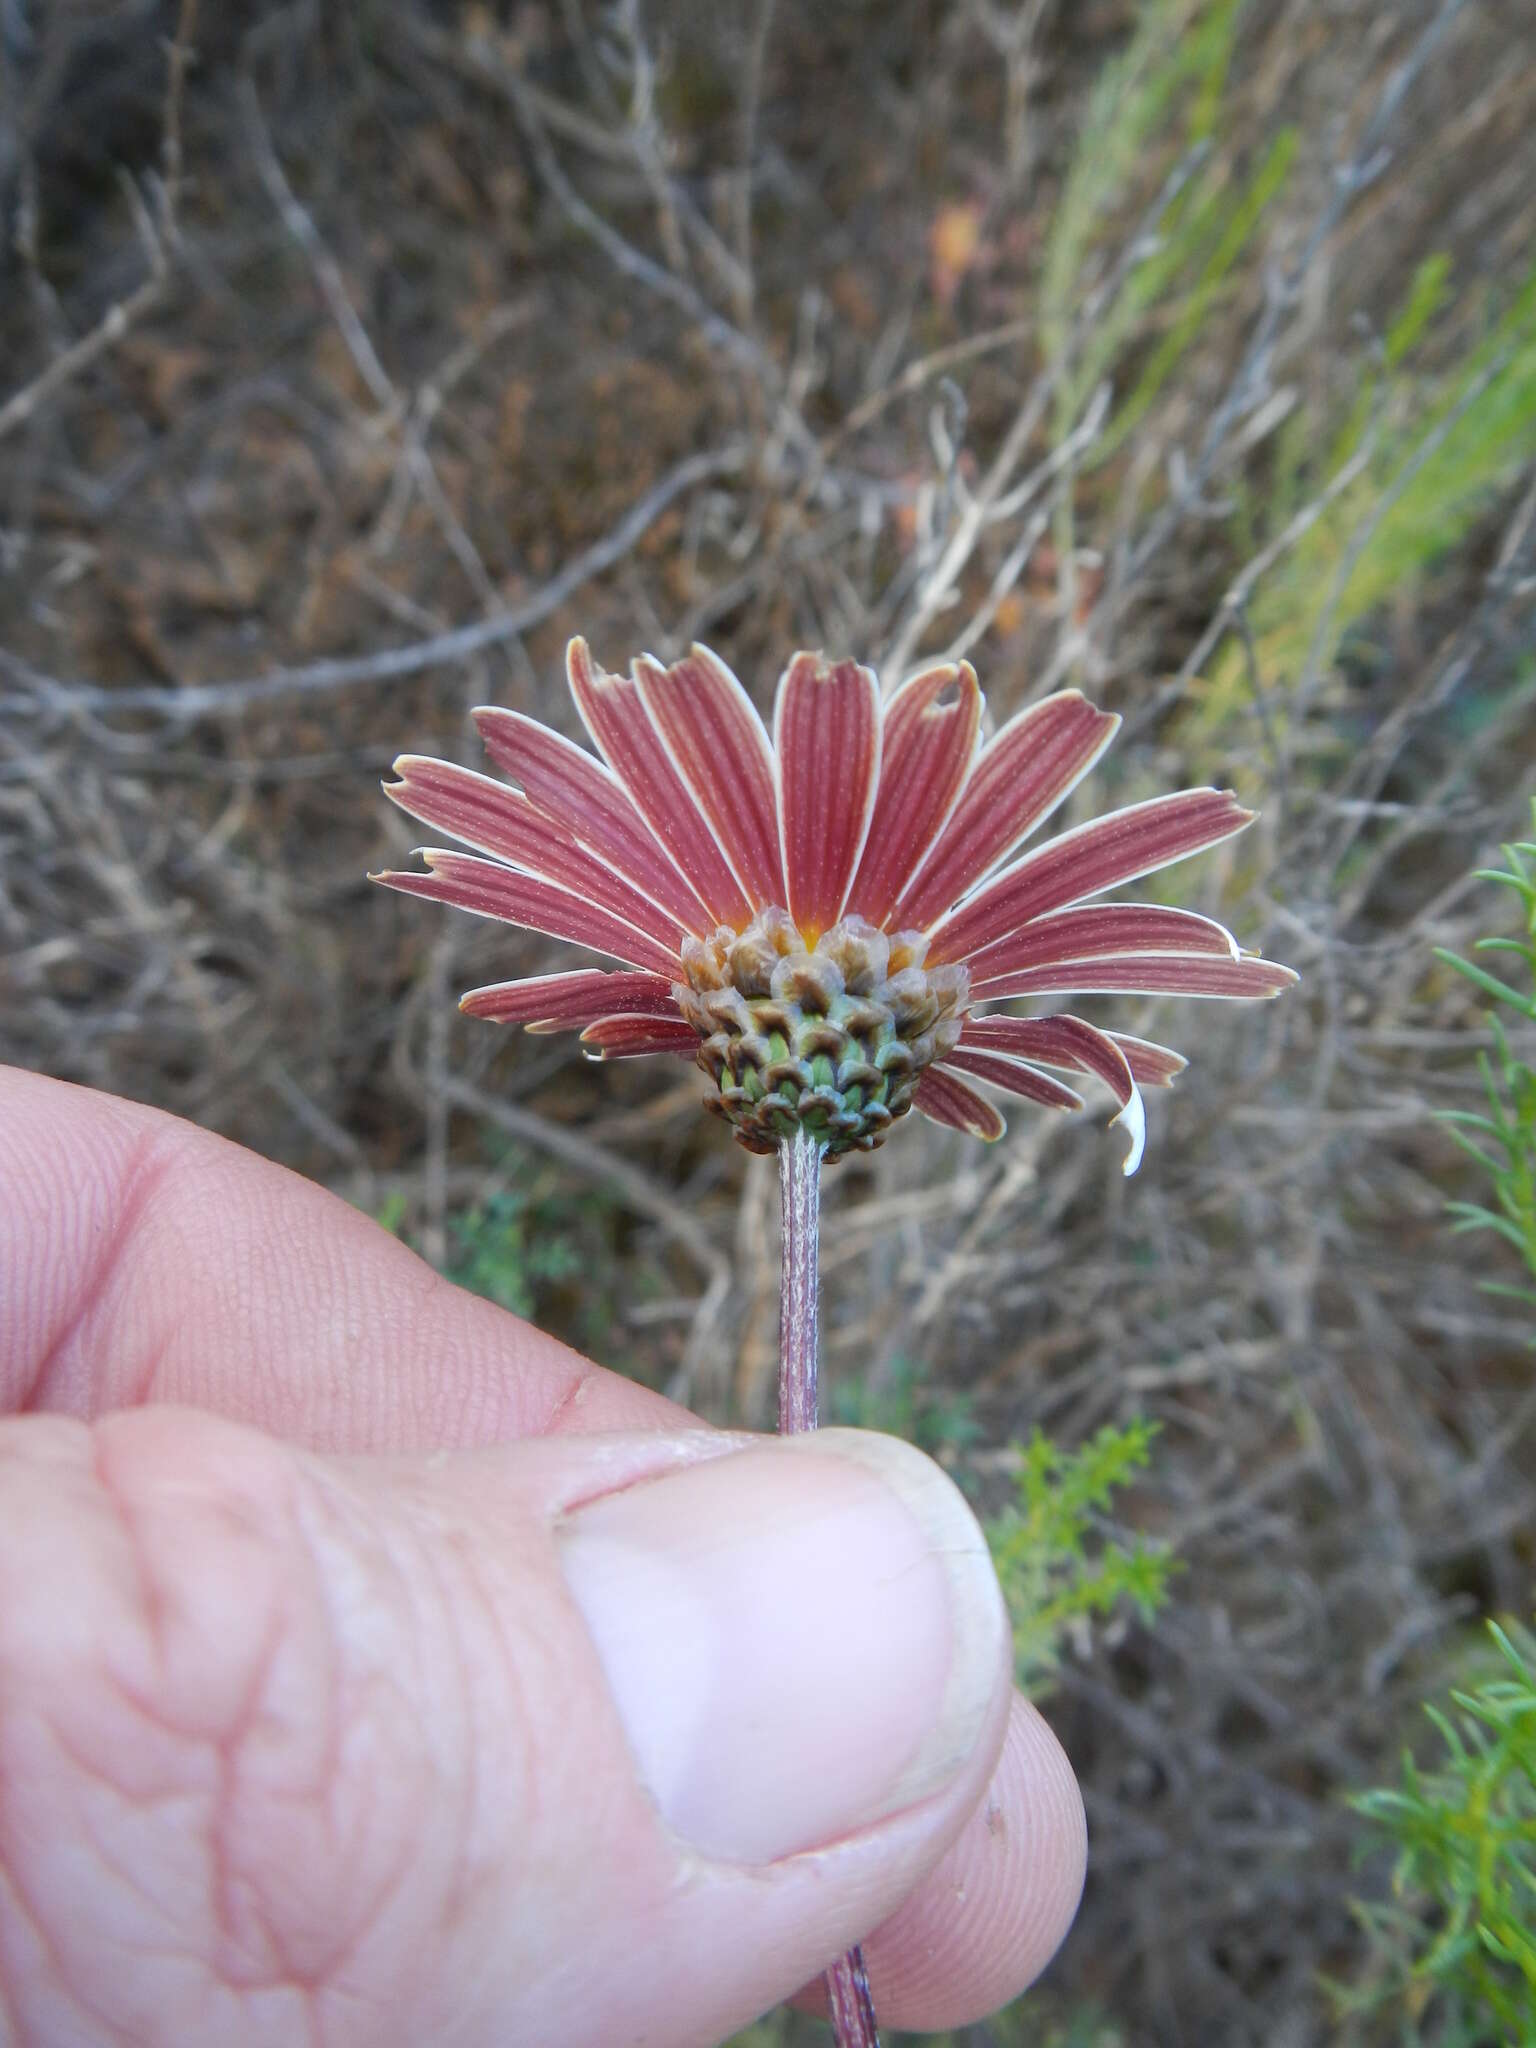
[4,3,1536,2042]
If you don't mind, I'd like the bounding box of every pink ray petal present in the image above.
[386,758,688,952]
[964,1013,1085,1057]
[962,902,1240,984]
[472,705,710,931]
[971,954,1299,1000]
[1108,1033,1187,1089]
[634,645,783,907]
[967,1013,1146,1173]
[912,1064,1007,1141]
[579,1014,703,1059]
[774,651,882,941]
[890,691,1120,932]
[963,1013,1190,1091]
[372,852,682,976]
[941,1046,1085,1111]
[845,661,982,927]
[568,638,752,926]
[927,788,1255,962]
[459,969,679,1028]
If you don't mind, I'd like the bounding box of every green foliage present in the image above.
[1332,836,1536,2041]
[987,1420,1177,1694]
[1334,1622,1536,2046]
[446,1182,586,1319]
[1039,0,1301,461]
[1384,254,1455,370]
[832,1377,1176,1692]
[1041,0,1245,365]
[1433,805,1536,1314]
[828,1354,984,1462]
[1337,272,1536,609]
[1097,123,1298,459]
[378,1145,628,1357]
[1203,252,1536,726]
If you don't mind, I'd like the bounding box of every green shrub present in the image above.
[1334,815,1536,2043]
[1200,259,1536,734]
[1336,1621,1536,2046]
[378,1145,630,1359]
[444,1182,586,1321]
[1434,805,1536,1311]
[986,1420,1177,1696]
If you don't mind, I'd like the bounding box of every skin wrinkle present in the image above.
[89,1423,289,1751]
[0,1870,26,2046]
[20,1123,177,1415]
[263,1465,436,2008]
[0,1423,410,2042]
[271,1452,545,2036]
[95,1432,335,2014]
[412,1482,546,1925]
[20,1715,320,2045]
[0,1801,107,2048]
[208,1663,318,1998]
[0,1430,199,2046]
[341,1587,462,1989]
[41,1705,209,1942]
[409,1526,515,2011]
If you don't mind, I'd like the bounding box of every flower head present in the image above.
[374,640,1295,1170]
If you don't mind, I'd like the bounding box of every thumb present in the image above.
[0,1409,1011,2048]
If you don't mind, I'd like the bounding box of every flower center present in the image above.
[675,907,970,1158]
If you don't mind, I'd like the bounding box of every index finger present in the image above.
[1,1067,690,1450]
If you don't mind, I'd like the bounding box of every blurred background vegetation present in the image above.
[3,0,1534,2041]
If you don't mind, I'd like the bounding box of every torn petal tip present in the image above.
[1113,1094,1147,1176]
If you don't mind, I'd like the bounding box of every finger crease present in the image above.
[24,1127,179,1414]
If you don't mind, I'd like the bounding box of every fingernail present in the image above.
[556,1428,1006,1865]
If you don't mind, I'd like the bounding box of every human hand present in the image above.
[0,1067,1085,2046]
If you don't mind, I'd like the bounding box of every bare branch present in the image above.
[238,71,396,412]
[0,0,199,445]
[2,443,747,721]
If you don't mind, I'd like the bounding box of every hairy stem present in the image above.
[777,1129,881,2048]
[777,1127,823,1435]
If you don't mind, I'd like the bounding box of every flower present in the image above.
[373,640,1295,1171]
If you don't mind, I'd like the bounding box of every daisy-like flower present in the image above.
[374,640,1295,1174]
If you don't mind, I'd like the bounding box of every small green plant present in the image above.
[1332,825,1536,2042]
[378,1145,630,1358]
[829,1355,984,1463]
[987,1420,1177,1695]
[829,1389,1176,1693]
[1335,1621,1536,2046]
[1433,805,1536,1310]
[445,1184,585,1320]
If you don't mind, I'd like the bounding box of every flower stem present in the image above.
[777,1127,823,1437]
[777,1129,881,2048]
